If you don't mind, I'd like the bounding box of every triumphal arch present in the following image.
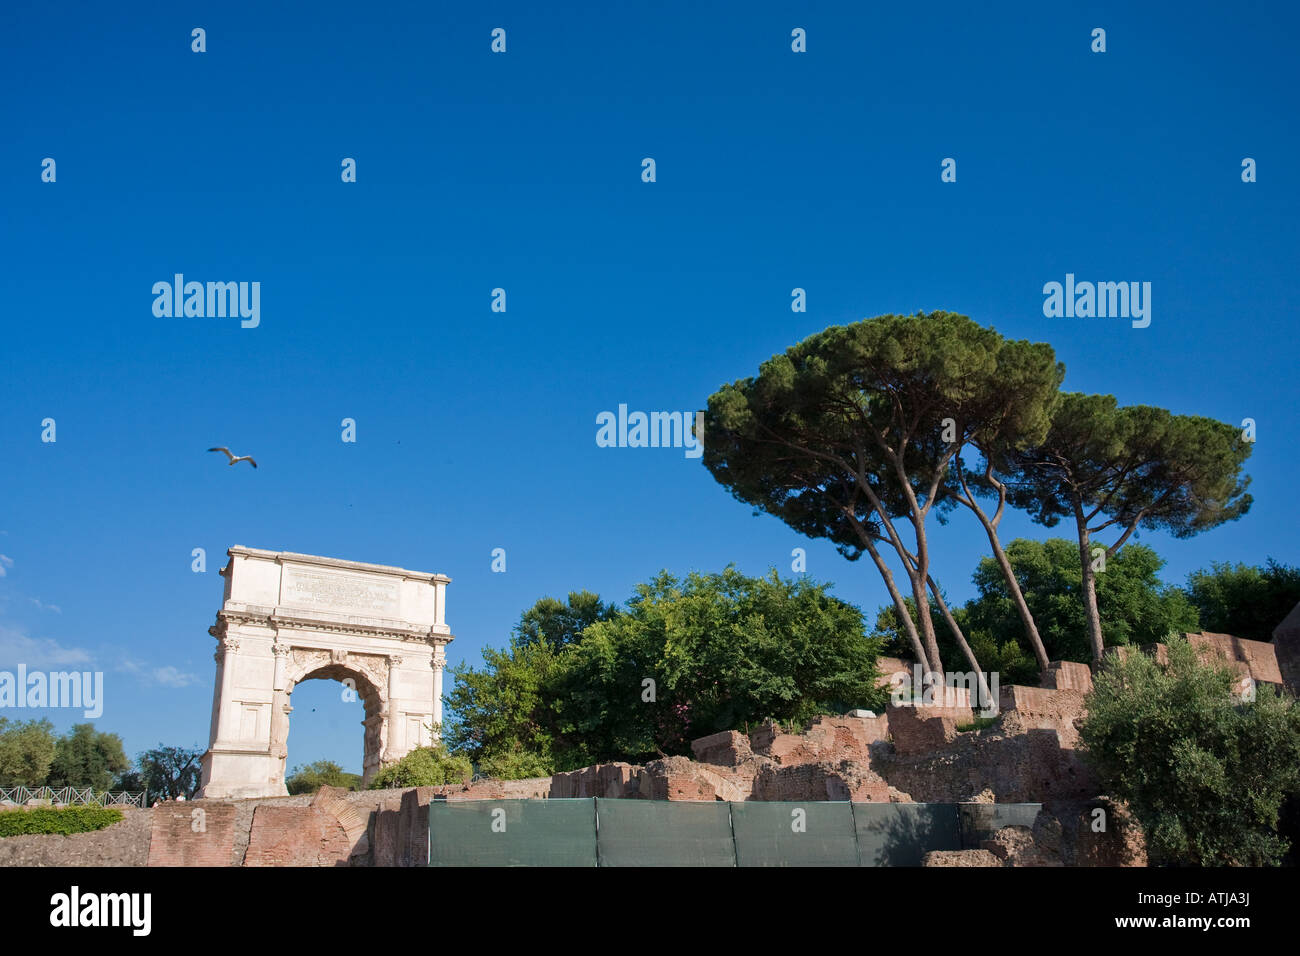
[197,546,453,799]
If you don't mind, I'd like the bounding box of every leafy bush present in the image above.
[47,724,129,791]
[967,631,1039,687]
[0,718,57,787]
[367,746,471,789]
[444,592,620,776]
[117,744,204,800]
[0,806,124,837]
[285,760,362,794]
[445,638,563,774]
[514,591,620,650]
[965,539,1200,665]
[476,748,553,780]
[449,567,886,773]
[1186,558,1300,643]
[551,568,887,768]
[1080,636,1300,865]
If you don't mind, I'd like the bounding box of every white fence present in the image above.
[0,786,147,808]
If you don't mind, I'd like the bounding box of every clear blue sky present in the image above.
[2,1,1296,775]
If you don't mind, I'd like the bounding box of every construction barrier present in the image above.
[852,802,962,867]
[595,799,735,867]
[427,798,1041,867]
[427,798,597,867]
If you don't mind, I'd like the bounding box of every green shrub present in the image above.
[0,806,124,837]
[367,745,472,789]
[1186,559,1300,643]
[964,539,1200,666]
[553,568,887,767]
[955,715,999,733]
[1080,636,1300,866]
[477,748,553,780]
[285,760,362,794]
[968,631,1039,687]
[449,569,886,773]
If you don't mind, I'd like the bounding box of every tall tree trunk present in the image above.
[954,465,1052,674]
[859,532,937,674]
[973,508,1051,673]
[866,453,946,685]
[1074,502,1106,664]
[926,576,993,711]
[908,571,944,679]
[903,521,944,677]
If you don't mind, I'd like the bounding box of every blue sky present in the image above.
[2,1,1296,775]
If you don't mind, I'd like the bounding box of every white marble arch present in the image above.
[197,546,453,799]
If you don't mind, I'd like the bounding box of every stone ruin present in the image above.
[4,628,1288,868]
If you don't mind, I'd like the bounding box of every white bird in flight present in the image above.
[208,447,258,469]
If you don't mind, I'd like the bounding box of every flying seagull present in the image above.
[208,446,257,468]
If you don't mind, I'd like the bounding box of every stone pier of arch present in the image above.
[197,547,453,800]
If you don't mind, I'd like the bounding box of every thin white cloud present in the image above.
[151,665,198,688]
[0,624,94,668]
[0,554,13,577]
[29,597,62,614]
[118,659,199,688]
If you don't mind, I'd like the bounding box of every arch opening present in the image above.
[279,664,386,790]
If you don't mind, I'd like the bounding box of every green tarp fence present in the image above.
[427,798,597,867]
[427,799,1041,867]
[852,802,961,867]
[730,800,860,867]
[596,799,736,867]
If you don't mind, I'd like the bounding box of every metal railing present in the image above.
[0,786,147,808]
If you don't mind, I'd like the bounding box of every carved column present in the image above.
[269,643,291,768]
[205,626,223,745]
[388,654,403,702]
[214,636,240,744]
[272,642,290,691]
[386,655,403,758]
[431,644,447,735]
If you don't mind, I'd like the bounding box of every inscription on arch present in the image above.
[282,564,400,616]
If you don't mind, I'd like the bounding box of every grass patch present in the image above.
[955,715,1000,733]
